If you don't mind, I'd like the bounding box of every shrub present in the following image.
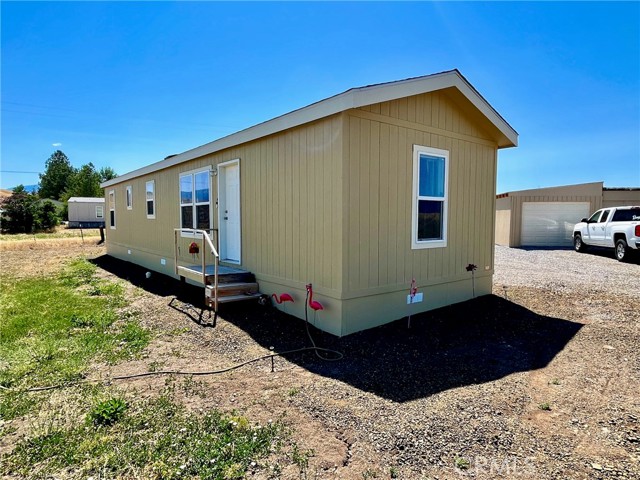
[88,398,128,426]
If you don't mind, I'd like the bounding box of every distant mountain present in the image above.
[5,184,39,193]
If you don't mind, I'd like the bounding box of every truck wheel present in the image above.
[615,239,629,262]
[574,234,587,252]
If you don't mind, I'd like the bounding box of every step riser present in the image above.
[206,273,255,284]
[207,283,259,297]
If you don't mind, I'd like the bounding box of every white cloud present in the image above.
[52,142,62,147]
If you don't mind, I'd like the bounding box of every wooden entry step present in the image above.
[177,264,254,285]
[205,283,261,306]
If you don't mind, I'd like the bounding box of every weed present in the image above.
[290,444,314,474]
[390,466,398,478]
[549,378,561,385]
[455,456,470,470]
[168,326,191,336]
[181,376,207,398]
[88,398,128,426]
[288,387,300,397]
[538,402,551,411]
[362,468,379,479]
[170,347,184,358]
[148,360,165,372]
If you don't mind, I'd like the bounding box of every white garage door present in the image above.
[521,202,591,246]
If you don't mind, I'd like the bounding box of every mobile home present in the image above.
[68,197,106,228]
[101,70,518,336]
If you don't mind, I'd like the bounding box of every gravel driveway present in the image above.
[494,245,639,297]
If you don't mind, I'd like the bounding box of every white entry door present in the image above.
[218,160,241,264]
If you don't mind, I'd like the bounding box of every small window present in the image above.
[179,168,211,233]
[411,145,449,249]
[108,190,116,229]
[146,180,155,219]
[96,205,104,219]
[126,186,133,210]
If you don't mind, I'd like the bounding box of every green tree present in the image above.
[0,185,39,233]
[99,166,118,182]
[63,162,102,199]
[36,200,60,231]
[39,150,75,200]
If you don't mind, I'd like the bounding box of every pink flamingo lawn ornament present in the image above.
[272,293,294,305]
[272,293,294,312]
[407,278,418,329]
[305,283,323,312]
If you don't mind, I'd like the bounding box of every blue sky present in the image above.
[2,1,639,192]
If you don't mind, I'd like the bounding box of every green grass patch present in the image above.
[0,259,149,420]
[1,387,286,480]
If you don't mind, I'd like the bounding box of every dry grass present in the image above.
[0,226,102,243]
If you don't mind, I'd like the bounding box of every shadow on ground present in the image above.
[91,255,583,403]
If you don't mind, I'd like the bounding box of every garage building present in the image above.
[495,182,640,247]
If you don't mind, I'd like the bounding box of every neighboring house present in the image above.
[101,70,518,336]
[495,182,640,247]
[68,197,106,228]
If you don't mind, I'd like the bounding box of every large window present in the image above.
[146,180,155,219]
[180,168,211,231]
[108,190,116,229]
[411,145,449,249]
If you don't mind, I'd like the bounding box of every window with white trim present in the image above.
[179,168,211,232]
[126,186,133,210]
[411,145,449,249]
[108,190,116,229]
[146,180,155,218]
[96,205,104,219]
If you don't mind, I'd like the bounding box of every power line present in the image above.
[0,170,41,174]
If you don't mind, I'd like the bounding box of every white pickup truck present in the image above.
[573,206,640,261]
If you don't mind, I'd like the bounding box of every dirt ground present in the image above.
[1,241,638,479]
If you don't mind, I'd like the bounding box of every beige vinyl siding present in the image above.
[495,196,512,246]
[106,115,344,295]
[342,88,498,298]
[603,190,640,208]
[68,201,105,223]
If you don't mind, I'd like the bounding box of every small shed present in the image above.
[101,70,518,336]
[68,197,106,228]
[495,182,640,247]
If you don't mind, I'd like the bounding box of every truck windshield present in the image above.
[611,208,640,222]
